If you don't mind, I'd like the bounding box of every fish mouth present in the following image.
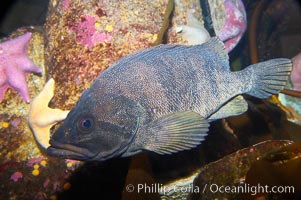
[47,139,95,161]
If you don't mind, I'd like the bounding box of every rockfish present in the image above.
[47,37,292,161]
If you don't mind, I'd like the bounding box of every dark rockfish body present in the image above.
[47,37,292,161]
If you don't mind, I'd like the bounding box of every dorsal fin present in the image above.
[203,37,230,70]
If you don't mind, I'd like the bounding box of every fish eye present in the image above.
[82,119,91,128]
[77,116,94,133]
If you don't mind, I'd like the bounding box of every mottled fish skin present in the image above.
[91,39,244,121]
[47,37,292,161]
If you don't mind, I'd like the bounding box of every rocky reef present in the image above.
[44,0,168,110]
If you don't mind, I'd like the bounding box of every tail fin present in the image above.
[246,58,292,98]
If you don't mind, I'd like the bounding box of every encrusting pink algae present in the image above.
[69,15,111,48]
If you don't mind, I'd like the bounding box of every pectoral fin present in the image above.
[142,111,209,155]
[209,95,248,120]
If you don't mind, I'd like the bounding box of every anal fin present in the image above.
[208,95,248,120]
[142,111,209,155]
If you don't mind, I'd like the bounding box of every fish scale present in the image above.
[47,37,292,161]
[101,44,230,119]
